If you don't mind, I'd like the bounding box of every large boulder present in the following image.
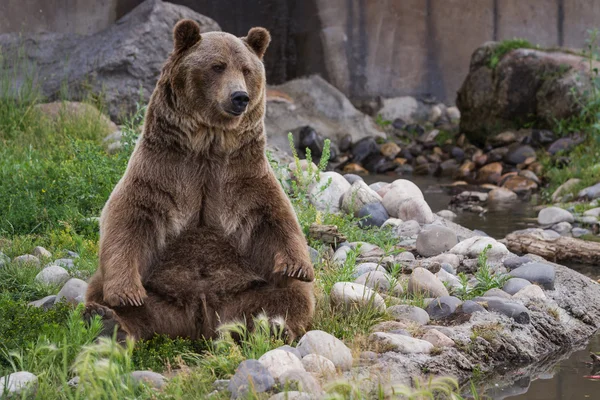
[0,0,220,121]
[457,42,600,145]
[265,75,383,153]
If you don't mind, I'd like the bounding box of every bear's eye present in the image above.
[242,68,251,76]
[212,64,226,73]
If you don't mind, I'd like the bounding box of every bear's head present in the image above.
[162,19,271,131]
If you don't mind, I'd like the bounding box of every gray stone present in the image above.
[32,246,52,259]
[537,207,574,225]
[341,180,382,216]
[551,221,572,235]
[28,295,57,311]
[503,256,532,271]
[130,371,167,389]
[396,198,435,225]
[449,236,508,260]
[422,329,455,347]
[228,360,275,398]
[504,145,536,165]
[584,207,600,217]
[510,262,556,290]
[369,332,433,354]
[572,227,591,238]
[387,305,430,325]
[53,258,76,270]
[258,349,304,381]
[35,265,70,286]
[12,254,40,266]
[278,369,322,395]
[297,330,353,370]
[488,187,518,202]
[395,252,416,263]
[269,392,314,400]
[483,288,513,299]
[514,285,547,302]
[503,278,532,295]
[330,282,386,312]
[277,345,303,361]
[382,181,425,219]
[440,263,457,275]
[352,263,386,279]
[460,300,487,314]
[332,246,351,264]
[354,271,402,296]
[66,251,80,258]
[578,182,600,200]
[343,174,364,185]
[436,210,457,221]
[485,299,531,324]
[408,268,449,298]
[213,379,229,391]
[426,296,463,320]
[301,354,336,376]
[416,225,459,257]
[357,202,390,228]
[580,215,598,225]
[0,371,38,397]
[0,252,10,268]
[430,253,461,269]
[309,171,351,213]
[395,220,421,237]
[307,247,320,265]
[55,278,88,305]
[436,269,462,290]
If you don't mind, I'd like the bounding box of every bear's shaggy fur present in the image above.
[84,20,315,341]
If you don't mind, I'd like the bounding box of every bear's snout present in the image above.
[229,91,250,115]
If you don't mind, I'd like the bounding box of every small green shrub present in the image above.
[455,245,509,300]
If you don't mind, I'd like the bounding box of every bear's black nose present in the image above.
[231,91,250,113]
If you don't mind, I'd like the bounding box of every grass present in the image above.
[454,245,510,300]
[489,38,535,69]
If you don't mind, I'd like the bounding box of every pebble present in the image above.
[408,267,449,298]
[503,256,532,271]
[513,284,547,302]
[130,371,167,388]
[278,369,322,394]
[485,299,531,324]
[32,246,52,259]
[258,349,305,381]
[415,225,458,257]
[510,262,556,290]
[422,329,455,347]
[55,278,88,305]
[449,236,508,260]
[387,305,430,325]
[395,220,421,237]
[296,330,353,370]
[277,345,302,361]
[28,295,57,311]
[12,254,40,266]
[436,210,457,221]
[369,332,433,354]
[483,288,513,299]
[354,271,402,296]
[35,265,70,286]
[425,296,463,320]
[228,360,275,398]
[460,300,487,314]
[0,371,38,397]
[357,202,390,228]
[330,282,386,312]
[537,206,574,226]
[572,227,591,238]
[301,354,336,376]
[502,278,532,295]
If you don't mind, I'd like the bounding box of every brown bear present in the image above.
[84,19,315,341]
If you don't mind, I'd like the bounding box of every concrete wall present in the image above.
[1,0,600,104]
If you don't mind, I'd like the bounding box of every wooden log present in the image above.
[502,230,600,265]
[308,224,347,246]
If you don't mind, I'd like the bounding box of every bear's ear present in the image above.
[243,27,271,59]
[173,19,201,53]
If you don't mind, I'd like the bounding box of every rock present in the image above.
[435,159,459,178]
[449,237,508,260]
[408,268,449,298]
[258,349,304,381]
[342,174,364,185]
[504,145,536,165]
[308,172,351,213]
[488,187,518,203]
[485,299,531,324]
[457,44,599,145]
[477,162,503,184]
[483,288,512,299]
[278,370,322,395]
[382,180,425,217]
[547,136,585,155]
[552,178,581,202]
[510,262,556,290]
[514,284,547,302]
[436,210,457,221]
[53,258,76,270]
[277,345,303,361]
[341,180,382,216]
[332,246,351,264]
[36,102,118,136]
[422,329,455,347]
[355,271,402,296]
[296,330,353,370]
[369,332,433,354]
[381,142,401,158]
[396,252,416,263]
[447,107,461,121]
[130,371,167,389]
[0,0,220,121]
[301,354,336,376]
[584,208,600,217]
[357,202,389,228]
[0,252,9,268]
[12,255,40,266]
[269,392,313,400]
[34,266,70,286]
[415,225,459,257]
[387,305,430,325]
[440,262,457,275]
[350,137,380,164]
[289,160,319,181]
[297,126,331,161]
[425,296,463,320]
[395,220,421,237]
[352,263,387,279]
[330,282,386,312]
[551,221,572,236]
[436,269,462,290]
[519,170,540,185]
[342,163,369,175]
[307,247,320,266]
[229,360,275,398]
[430,253,461,269]
[579,182,600,200]
[572,227,591,238]
[28,295,57,310]
[503,256,532,271]
[55,278,88,305]
[460,300,487,314]
[488,131,518,147]
[396,198,434,225]
[0,371,38,397]
[502,175,537,194]
[502,278,532,295]
[32,246,52,259]
[538,206,574,226]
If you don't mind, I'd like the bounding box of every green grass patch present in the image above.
[489,38,535,68]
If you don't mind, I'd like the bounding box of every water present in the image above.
[364,174,600,399]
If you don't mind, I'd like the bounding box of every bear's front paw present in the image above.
[274,253,314,282]
[103,279,147,307]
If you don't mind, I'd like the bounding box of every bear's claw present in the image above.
[275,258,314,282]
[103,280,147,307]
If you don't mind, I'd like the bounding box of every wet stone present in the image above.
[485,299,530,324]
[425,296,463,320]
[502,278,532,295]
[510,262,556,290]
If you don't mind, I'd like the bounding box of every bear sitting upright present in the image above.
[84,19,315,341]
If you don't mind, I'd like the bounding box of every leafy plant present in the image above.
[455,245,509,300]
